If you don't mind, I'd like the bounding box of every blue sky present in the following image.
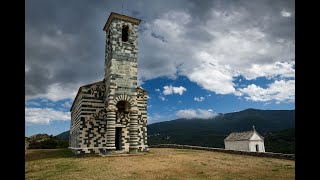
[25,0,295,137]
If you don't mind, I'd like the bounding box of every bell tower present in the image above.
[69,12,147,155]
[103,12,142,153]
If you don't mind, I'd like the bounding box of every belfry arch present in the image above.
[116,101,130,113]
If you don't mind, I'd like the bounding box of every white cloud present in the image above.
[152,11,191,42]
[163,85,187,95]
[159,95,167,101]
[25,107,70,125]
[62,101,72,108]
[281,10,291,17]
[38,29,75,52]
[242,61,295,80]
[147,114,162,124]
[147,113,176,124]
[194,97,205,102]
[147,95,151,99]
[176,109,217,119]
[208,109,213,112]
[26,83,78,102]
[155,88,160,92]
[182,51,236,94]
[40,99,49,103]
[237,80,295,103]
[25,65,30,72]
[139,9,295,99]
[27,101,40,106]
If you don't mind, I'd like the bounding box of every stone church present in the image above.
[69,12,148,155]
[224,126,265,152]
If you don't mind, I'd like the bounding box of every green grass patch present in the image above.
[26,149,74,161]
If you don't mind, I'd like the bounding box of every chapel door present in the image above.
[115,127,122,150]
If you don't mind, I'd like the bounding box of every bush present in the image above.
[28,139,58,149]
[28,142,42,149]
[56,140,69,148]
[41,139,58,149]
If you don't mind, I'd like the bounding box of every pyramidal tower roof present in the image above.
[103,12,141,31]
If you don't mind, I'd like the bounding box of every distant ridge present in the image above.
[54,108,295,153]
[55,131,69,141]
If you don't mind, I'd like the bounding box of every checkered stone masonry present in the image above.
[69,12,148,155]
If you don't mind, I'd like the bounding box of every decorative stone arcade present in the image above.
[69,12,148,155]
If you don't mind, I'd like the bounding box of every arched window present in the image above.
[116,101,130,113]
[122,25,129,42]
[255,144,259,152]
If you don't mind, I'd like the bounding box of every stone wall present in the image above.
[149,144,295,160]
[136,87,148,151]
[69,81,106,154]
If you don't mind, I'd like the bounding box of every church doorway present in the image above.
[115,101,129,150]
[115,127,122,150]
[255,144,259,152]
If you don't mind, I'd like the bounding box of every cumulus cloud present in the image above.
[159,95,167,101]
[26,0,295,104]
[26,101,40,106]
[238,80,295,103]
[242,61,295,80]
[139,6,294,99]
[194,97,205,102]
[182,51,236,94]
[25,107,70,125]
[25,83,78,102]
[281,10,291,17]
[148,113,176,124]
[176,109,217,119]
[62,101,72,108]
[163,85,187,95]
[147,113,162,124]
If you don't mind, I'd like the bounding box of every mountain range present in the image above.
[55,108,295,153]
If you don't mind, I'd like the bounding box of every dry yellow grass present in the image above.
[25,148,294,180]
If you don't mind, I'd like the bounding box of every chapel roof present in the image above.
[224,127,264,141]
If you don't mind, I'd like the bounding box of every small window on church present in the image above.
[108,30,111,45]
[122,25,129,42]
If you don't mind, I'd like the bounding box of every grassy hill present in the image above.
[265,128,295,154]
[25,148,295,179]
[26,134,69,149]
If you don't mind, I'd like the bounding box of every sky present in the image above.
[25,0,295,137]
